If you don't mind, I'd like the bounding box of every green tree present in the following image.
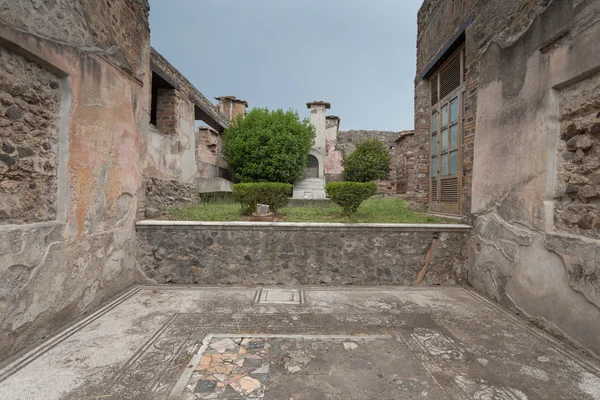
[326,182,377,215]
[222,108,315,183]
[343,139,391,182]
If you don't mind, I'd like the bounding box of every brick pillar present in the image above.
[215,96,234,121]
[231,98,248,121]
[216,96,248,122]
[156,88,179,134]
[413,79,431,204]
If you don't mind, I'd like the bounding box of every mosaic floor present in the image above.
[186,337,271,399]
[0,287,599,400]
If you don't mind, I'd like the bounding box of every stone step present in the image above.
[293,177,327,199]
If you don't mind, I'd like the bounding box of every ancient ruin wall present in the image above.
[555,73,600,239]
[0,0,150,361]
[0,0,150,76]
[394,133,418,198]
[337,130,402,154]
[139,177,200,219]
[136,222,470,286]
[0,46,62,224]
[415,0,550,213]
[469,0,600,357]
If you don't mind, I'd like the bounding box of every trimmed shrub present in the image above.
[232,182,293,215]
[326,182,377,215]
[222,108,315,183]
[343,138,391,182]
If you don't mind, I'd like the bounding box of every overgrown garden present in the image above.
[172,107,437,222]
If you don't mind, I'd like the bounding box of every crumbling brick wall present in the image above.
[555,72,600,239]
[0,45,62,224]
[394,133,418,197]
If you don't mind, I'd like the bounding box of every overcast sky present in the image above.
[149,0,422,131]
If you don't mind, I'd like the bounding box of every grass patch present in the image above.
[169,197,443,224]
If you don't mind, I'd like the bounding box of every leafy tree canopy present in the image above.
[222,108,315,184]
[343,138,391,182]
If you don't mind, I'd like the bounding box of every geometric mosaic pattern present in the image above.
[2,288,600,400]
[253,289,305,305]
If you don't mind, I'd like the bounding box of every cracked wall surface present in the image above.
[0,45,61,224]
[469,0,600,357]
[0,0,150,362]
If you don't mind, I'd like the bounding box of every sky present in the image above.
[149,0,422,131]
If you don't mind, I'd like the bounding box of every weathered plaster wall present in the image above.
[136,222,470,286]
[0,0,150,362]
[415,0,550,213]
[470,0,600,357]
[138,50,236,215]
[0,45,61,224]
[141,90,196,183]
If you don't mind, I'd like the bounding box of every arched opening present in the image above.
[305,154,319,178]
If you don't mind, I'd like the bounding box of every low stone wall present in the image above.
[136,222,471,286]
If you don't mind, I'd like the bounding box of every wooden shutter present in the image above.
[440,177,459,203]
[462,48,467,82]
[439,53,461,101]
[431,79,438,106]
[431,177,438,202]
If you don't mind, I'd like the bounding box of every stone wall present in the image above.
[468,0,600,357]
[0,45,62,224]
[0,0,150,361]
[555,73,600,239]
[337,130,403,154]
[0,0,150,77]
[138,177,200,219]
[136,222,470,286]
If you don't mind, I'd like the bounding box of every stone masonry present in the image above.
[555,72,600,239]
[0,45,62,224]
[0,0,150,361]
[394,131,418,198]
[136,223,469,286]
